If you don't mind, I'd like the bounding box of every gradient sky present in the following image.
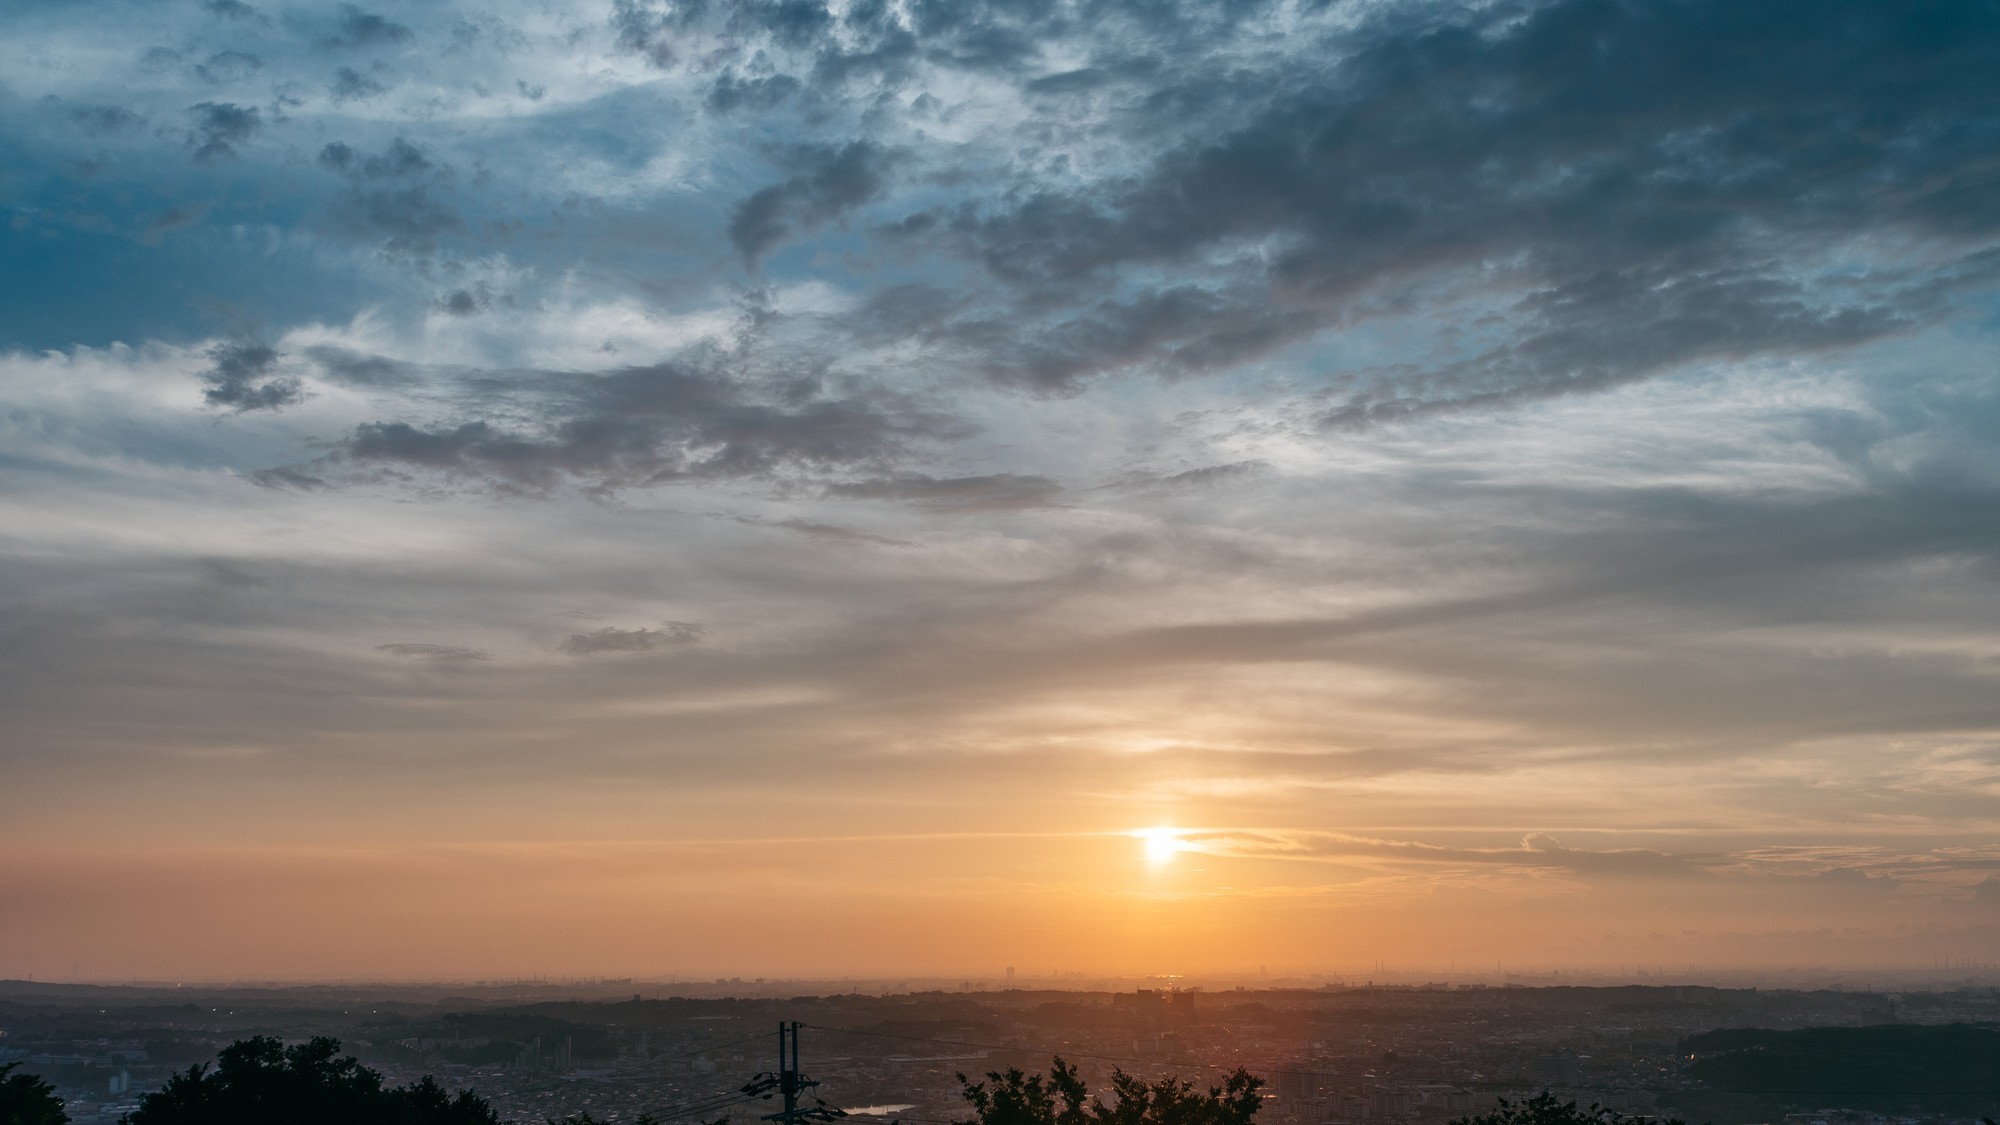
[4,0,2000,982]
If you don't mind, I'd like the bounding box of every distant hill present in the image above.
[1681,1023,2000,1116]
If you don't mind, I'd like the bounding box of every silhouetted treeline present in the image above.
[121,1036,496,1125]
[955,1057,1263,1125]
[1,1061,70,1125]
[1451,1092,1688,1125]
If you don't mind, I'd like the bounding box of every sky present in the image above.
[4,0,2000,983]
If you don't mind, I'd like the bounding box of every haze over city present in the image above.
[4,0,2000,990]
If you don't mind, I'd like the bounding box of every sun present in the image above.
[1136,827,1184,866]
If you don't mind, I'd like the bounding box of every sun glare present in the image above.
[1137,827,1183,865]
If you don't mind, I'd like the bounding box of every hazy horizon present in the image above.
[5,0,2000,984]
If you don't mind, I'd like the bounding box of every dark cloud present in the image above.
[68,104,143,135]
[609,0,697,68]
[331,65,390,102]
[729,141,895,263]
[746,0,835,50]
[436,288,488,316]
[956,283,1322,392]
[375,643,491,663]
[302,345,421,387]
[198,339,302,412]
[706,71,803,114]
[923,0,2000,404]
[316,142,356,172]
[827,472,1062,511]
[758,517,912,546]
[316,138,463,253]
[325,5,412,49]
[1320,266,1921,428]
[558,623,706,655]
[203,0,259,19]
[358,138,433,179]
[187,102,260,161]
[300,350,964,492]
[609,0,1142,88]
[194,49,262,84]
[247,466,329,491]
[1111,461,1268,492]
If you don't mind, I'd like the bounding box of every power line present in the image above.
[628,1021,853,1125]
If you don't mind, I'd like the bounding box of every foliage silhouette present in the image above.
[1451,1092,1688,1125]
[955,1057,1262,1125]
[121,1036,497,1125]
[0,1060,70,1125]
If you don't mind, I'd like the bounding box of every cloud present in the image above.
[827,473,1062,511]
[609,0,694,68]
[1319,267,1926,428]
[1141,462,1267,491]
[6,0,2000,978]
[293,347,964,493]
[1186,830,1705,880]
[926,0,2000,401]
[316,138,463,254]
[559,624,706,655]
[187,102,259,161]
[248,466,329,490]
[706,72,803,114]
[199,339,302,412]
[741,517,913,546]
[331,66,390,102]
[195,50,263,84]
[69,105,143,136]
[324,5,412,49]
[375,643,491,663]
[729,142,896,263]
[301,345,420,387]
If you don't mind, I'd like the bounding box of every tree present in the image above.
[122,1036,497,1125]
[1451,1092,1689,1125]
[0,1061,70,1125]
[956,1058,1262,1125]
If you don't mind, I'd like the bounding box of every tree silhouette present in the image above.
[956,1058,1262,1125]
[0,1061,70,1125]
[1452,1092,1690,1125]
[122,1036,497,1125]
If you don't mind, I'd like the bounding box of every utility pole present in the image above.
[744,1022,844,1125]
